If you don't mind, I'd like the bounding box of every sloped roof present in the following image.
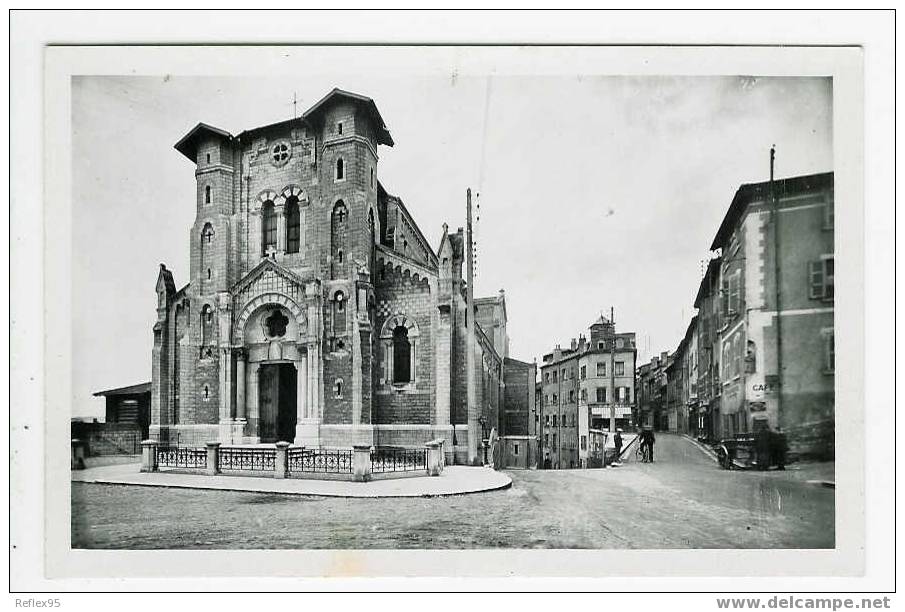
[174,88,394,162]
[377,181,438,266]
[302,88,394,146]
[710,171,833,250]
[93,382,151,397]
[693,256,722,308]
[174,122,233,163]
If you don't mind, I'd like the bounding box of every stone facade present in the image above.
[539,316,637,469]
[150,89,508,464]
[710,172,835,457]
[658,171,834,458]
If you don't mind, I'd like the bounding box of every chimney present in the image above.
[570,338,577,351]
[553,344,562,361]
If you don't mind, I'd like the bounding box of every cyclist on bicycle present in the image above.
[639,426,656,463]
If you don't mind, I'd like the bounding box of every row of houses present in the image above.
[638,170,835,459]
[531,315,638,469]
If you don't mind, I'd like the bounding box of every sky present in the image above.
[71,74,832,418]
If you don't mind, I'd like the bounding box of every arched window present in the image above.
[201,223,214,244]
[334,201,347,224]
[204,185,211,204]
[334,379,344,398]
[368,209,375,243]
[286,196,300,254]
[392,326,411,383]
[201,305,214,347]
[334,291,346,334]
[331,201,348,278]
[335,157,344,181]
[261,201,277,255]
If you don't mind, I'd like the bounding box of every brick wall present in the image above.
[373,265,435,424]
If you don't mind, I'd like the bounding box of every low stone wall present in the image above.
[71,422,142,456]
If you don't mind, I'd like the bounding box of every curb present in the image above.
[806,479,836,489]
[72,469,514,499]
[681,434,719,464]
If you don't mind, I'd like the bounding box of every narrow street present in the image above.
[509,433,835,549]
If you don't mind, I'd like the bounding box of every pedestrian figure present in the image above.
[613,429,623,465]
[640,426,655,462]
[771,426,788,470]
[755,425,772,471]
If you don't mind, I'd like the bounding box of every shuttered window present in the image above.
[809,257,834,300]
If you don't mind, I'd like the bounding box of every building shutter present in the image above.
[729,274,740,314]
[721,278,730,316]
[809,260,825,299]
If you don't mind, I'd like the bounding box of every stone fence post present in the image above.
[71,439,86,470]
[140,440,158,473]
[352,445,373,482]
[425,438,445,476]
[205,441,221,476]
[274,441,290,479]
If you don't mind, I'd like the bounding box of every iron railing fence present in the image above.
[156,445,207,469]
[286,447,353,475]
[219,446,276,472]
[370,447,427,473]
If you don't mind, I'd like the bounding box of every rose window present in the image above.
[264,309,289,338]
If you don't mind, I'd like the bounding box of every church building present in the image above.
[151,88,512,464]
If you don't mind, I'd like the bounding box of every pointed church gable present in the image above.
[231,258,306,315]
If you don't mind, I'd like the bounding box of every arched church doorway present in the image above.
[257,362,297,443]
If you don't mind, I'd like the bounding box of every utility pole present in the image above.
[466,188,478,464]
[609,306,617,435]
[557,362,562,469]
[771,146,783,428]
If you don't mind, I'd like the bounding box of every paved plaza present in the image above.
[71,434,834,550]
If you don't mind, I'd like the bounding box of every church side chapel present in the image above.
[151,89,510,464]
